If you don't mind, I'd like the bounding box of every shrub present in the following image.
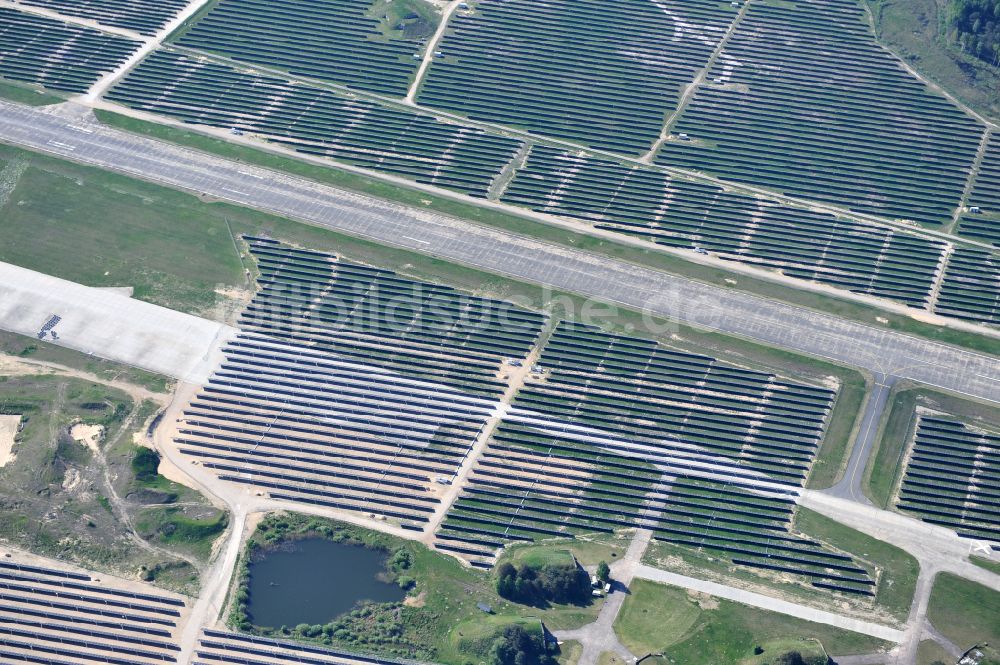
[131,446,160,481]
[488,625,555,665]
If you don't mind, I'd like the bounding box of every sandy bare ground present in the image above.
[70,422,104,453]
[0,415,21,468]
[97,286,135,298]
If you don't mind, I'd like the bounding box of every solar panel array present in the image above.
[897,415,1000,544]
[0,554,185,664]
[176,237,546,526]
[655,0,985,227]
[417,0,737,154]
[0,7,139,93]
[172,0,427,97]
[11,0,188,35]
[435,322,878,596]
[958,136,1000,245]
[195,628,408,665]
[935,248,1000,325]
[502,146,946,307]
[105,50,523,197]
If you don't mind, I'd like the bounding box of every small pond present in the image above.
[246,537,405,628]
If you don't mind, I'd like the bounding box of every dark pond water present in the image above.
[246,538,405,628]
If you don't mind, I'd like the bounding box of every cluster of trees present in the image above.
[495,562,591,606]
[488,625,556,665]
[944,0,1000,66]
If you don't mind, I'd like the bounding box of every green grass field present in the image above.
[864,384,1000,508]
[807,370,868,489]
[499,538,627,569]
[90,110,1000,356]
[972,556,1000,576]
[864,0,1000,124]
[793,508,918,623]
[614,579,890,664]
[916,639,954,665]
[0,79,65,106]
[926,573,1000,652]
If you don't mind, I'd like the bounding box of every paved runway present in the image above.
[0,100,998,404]
[0,262,235,383]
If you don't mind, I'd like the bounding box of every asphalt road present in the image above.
[1,100,999,406]
[825,375,896,504]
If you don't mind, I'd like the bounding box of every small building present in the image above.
[477,602,493,614]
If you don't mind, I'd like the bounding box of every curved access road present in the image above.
[1,100,998,405]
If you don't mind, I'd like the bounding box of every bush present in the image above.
[488,625,555,665]
[596,561,610,583]
[132,446,160,481]
[390,548,413,571]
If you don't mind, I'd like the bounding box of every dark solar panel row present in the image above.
[897,415,1000,543]
[177,239,546,524]
[434,321,876,595]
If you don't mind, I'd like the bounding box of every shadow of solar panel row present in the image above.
[0,556,183,664]
[655,0,984,227]
[177,238,544,523]
[195,628,418,665]
[435,322,875,594]
[240,237,544,396]
[934,248,1000,325]
[502,146,944,307]
[11,0,187,35]
[897,415,1000,542]
[171,0,426,97]
[0,8,139,93]
[416,0,736,154]
[105,50,522,197]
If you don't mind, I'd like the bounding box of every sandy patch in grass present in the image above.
[71,423,104,453]
[404,590,427,607]
[62,467,82,491]
[0,357,52,377]
[686,589,719,610]
[97,286,134,298]
[0,415,21,467]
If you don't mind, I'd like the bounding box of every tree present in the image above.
[596,561,611,583]
[945,0,1000,64]
[488,625,555,665]
[496,561,590,605]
